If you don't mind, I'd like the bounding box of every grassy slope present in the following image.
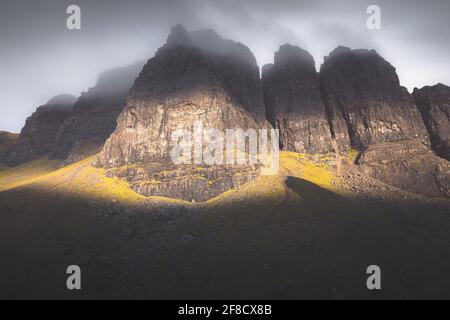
[1,152,450,299]
[0,152,335,206]
[0,131,19,145]
[0,156,151,201]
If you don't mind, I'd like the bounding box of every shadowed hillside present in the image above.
[1,152,449,299]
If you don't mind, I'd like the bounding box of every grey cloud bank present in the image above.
[0,0,449,132]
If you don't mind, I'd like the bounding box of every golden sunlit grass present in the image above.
[203,151,338,209]
[0,150,339,205]
[0,158,61,192]
[36,157,146,204]
[203,173,284,208]
[344,149,360,164]
[0,156,145,204]
[280,152,335,189]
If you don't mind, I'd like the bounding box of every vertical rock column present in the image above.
[262,44,334,154]
[319,46,429,151]
[413,83,450,161]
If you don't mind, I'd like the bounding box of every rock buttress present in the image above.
[262,44,334,154]
[320,46,429,151]
[413,83,450,161]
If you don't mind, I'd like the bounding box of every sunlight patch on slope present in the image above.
[0,151,340,205]
[0,158,61,192]
[32,157,146,204]
[0,156,145,204]
[280,152,336,189]
[203,173,285,209]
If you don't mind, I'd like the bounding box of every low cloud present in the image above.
[1,0,449,132]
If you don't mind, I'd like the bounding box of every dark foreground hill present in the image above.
[0,152,449,299]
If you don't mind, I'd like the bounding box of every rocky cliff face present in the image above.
[3,27,449,201]
[50,61,144,164]
[262,44,334,154]
[96,25,264,202]
[260,44,447,198]
[1,94,75,166]
[320,46,429,151]
[413,84,450,161]
[190,29,267,125]
[356,140,450,198]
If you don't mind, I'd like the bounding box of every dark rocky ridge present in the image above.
[262,44,334,153]
[316,46,449,197]
[0,94,76,166]
[50,61,144,164]
[320,46,429,151]
[413,83,450,161]
[96,25,262,202]
[2,25,449,201]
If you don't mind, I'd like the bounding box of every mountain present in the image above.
[262,44,334,153]
[96,25,265,202]
[0,94,76,166]
[413,83,450,161]
[311,46,449,197]
[50,61,144,164]
[0,62,143,168]
[320,46,429,150]
[1,27,448,200]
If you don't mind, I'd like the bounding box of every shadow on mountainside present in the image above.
[285,175,345,202]
[1,175,450,299]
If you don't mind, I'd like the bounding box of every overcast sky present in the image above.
[1,0,449,133]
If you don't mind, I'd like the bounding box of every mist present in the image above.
[1,0,449,133]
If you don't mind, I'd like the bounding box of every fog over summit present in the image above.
[1,0,449,132]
